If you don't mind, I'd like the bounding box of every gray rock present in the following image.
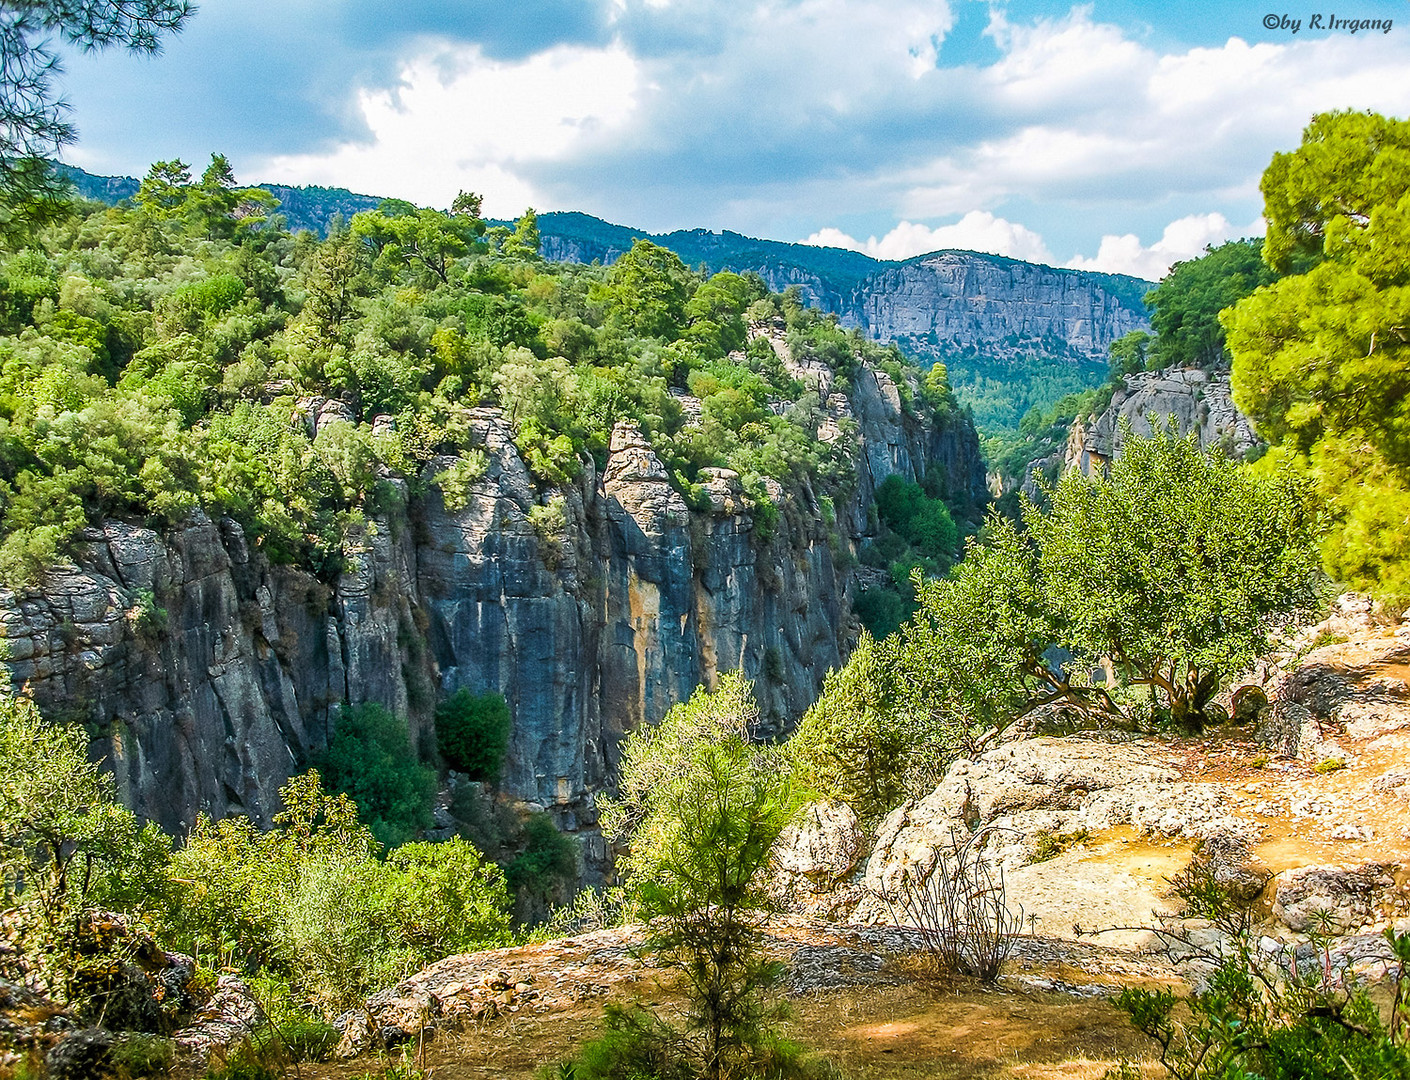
[0,338,982,868]
[1272,863,1400,933]
[173,975,265,1064]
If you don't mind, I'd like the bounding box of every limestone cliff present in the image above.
[843,253,1148,359]
[1078,367,1259,469]
[1001,367,1262,501]
[0,351,985,851]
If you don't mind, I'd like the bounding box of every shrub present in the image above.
[435,689,511,781]
[593,674,827,1080]
[1115,849,1410,1080]
[507,812,578,901]
[870,825,1024,983]
[273,1017,339,1063]
[315,703,435,847]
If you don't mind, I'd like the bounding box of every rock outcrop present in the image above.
[1006,366,1262,501]
[774,601,1410,950]
[0,349,985,854]
[847,254,1147,359]
[1078,368,1260,468]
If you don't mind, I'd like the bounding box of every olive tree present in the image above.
[1033,426,1323,730]
[792,427,1324,816]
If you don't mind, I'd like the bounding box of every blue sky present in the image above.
[56,0,1410,278]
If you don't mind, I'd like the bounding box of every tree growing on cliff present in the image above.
[1224,109,1410,597]
[792,428,1324,816]
[1030,426,1322,731]
[314,703,435,848]
[1144,239,1278,371]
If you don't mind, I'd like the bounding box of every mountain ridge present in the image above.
[57,162,1153,430]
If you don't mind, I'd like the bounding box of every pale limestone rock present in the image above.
[1272,863,1400,933]
[772,801,863,886]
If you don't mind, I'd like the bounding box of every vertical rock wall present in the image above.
[0,359,985,842]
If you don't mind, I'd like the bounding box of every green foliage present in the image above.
[273,1017,339,1063]
[795,428,1323,818]
[874,475,958,563]
[111,1033,176,1078]
[0,3,194,240]
[1225,110,1410,598]
[352,201,486,285]
[596,240,694,339]
[435,689,511,781]
[1029,425,1323,731]
[852,586,911,642]
[0,156,944,596]
[506,812,578,901]
[434,451,489,512]
[1116,862,1410,1080]
[599,674,816,1080]
[1145,240,1277,371]
[1108,329,1152,379]
[789,632,913,821]
[165,772,512,1010]
[314,703,435,848]
[0,695,175,1008]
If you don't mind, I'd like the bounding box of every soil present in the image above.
[303,977,1162,1080]
[295,606,1410,1080]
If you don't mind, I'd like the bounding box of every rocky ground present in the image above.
[10,599,1407,1079]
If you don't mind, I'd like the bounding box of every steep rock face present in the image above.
[846,254,1148,357]
[1000,367,1263,502]
[0,515,424,834]
[1078,367,1260,469]
[0,359,985,843]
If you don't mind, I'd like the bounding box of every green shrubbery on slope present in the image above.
[0,158,962,590]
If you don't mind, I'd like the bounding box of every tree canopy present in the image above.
[1224,109,1410,596]
[0,160,961,591]
[0,0,193,235]
[1143,240,1278,371]
[791,428,1323,814]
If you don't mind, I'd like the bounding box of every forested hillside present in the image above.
[0,156,986,847]
[57,164,1151,433]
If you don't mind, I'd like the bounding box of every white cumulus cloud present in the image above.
[258,41,641,216]
[802,212,1055,263]
[1066,213,1263,280]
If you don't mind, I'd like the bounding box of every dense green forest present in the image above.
[58,164,1151,438]
[0,155,967,591]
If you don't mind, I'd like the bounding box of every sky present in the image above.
[55,0,1410,280]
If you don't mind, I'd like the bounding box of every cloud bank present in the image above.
[57,0,1410,277]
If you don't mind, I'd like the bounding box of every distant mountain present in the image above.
[529,212,1153,430]
[57,164,385,235]
[56,164,1152,431]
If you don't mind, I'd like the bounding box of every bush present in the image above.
[164,774,511,1011]
[596,674,825,1080]
[435,689,511,781]
[869,825,1023,983]
[507,812,578,901]
[1115,849,1410,1080]
[315,703,435,847]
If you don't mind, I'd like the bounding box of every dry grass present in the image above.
[304,971,1159,1080]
